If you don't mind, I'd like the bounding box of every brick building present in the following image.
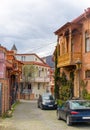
[54,8,90,98]
[0,45,22,115]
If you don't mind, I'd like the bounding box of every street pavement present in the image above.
[0,100,90,130]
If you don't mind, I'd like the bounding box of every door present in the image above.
[61,102,69,120]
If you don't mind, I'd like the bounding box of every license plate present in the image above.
[82,117,90,119]
[48,105,53,107]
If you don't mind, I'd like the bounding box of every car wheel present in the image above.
[37,103,40,108]
[66,115,72,126]
[57,111,61,120]
[40,104,44,110]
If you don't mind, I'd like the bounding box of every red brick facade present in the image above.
[54,8,90,98]
[0,46,22,115]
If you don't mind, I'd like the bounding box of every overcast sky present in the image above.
[0,0,90,57]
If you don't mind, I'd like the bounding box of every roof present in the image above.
[54,22,71,35]
[11,44,17,51]
[72,8,90,23]
[21,61,50,68]
[16,53,50,66]
[54,8,90,35]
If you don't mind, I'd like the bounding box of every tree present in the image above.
[22,64,36,88]
[54,48,60,99]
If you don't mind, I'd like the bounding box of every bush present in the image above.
[60,85,71,101]
[57,99,65,107]
[84,93,90,100]
[2,100,20,119]
[2,110,12,118]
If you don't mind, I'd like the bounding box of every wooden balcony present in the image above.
[57,52,81,67]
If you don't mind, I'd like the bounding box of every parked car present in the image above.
[37,93,57,110]
[57,100,90,126]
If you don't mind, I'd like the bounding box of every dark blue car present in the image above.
[57,100,90,126]
[37,93,57,110]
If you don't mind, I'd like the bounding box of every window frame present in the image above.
[85,70,90,79]
[38,83,40,90]
[85,31,90,52]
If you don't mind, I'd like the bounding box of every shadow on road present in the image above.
[72,122,90,128]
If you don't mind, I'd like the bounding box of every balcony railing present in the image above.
[57,52,81,67]
[27,77,50,83]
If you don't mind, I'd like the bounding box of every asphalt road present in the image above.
[0,100,90,130]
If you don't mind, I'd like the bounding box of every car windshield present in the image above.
[43,95,54,100]
[70,101,90,109]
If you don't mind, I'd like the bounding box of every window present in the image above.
[35,58,37,61]
[21,56,26,61]
[38,83,40,90]
[39,70,40,77]
[86,38,90,52]
[71,101,90,109]
[21,56,23,61]
[13,63,18,69]
[42,68,44,71]
[85,70,90,78]
[85,31,90,52]
[0,52,5,60]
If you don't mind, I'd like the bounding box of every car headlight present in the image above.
[55,101,57,105]
[42,101,46,105]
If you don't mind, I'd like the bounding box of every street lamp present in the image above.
[75,58,82,98]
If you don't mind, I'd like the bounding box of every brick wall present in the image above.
[0,79,10,114]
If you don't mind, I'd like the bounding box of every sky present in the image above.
[0,0,90,57]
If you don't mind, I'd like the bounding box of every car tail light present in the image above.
[70,111,79,115]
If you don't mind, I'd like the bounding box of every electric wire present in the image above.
[27,41,57,53]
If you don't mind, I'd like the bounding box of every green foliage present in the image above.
[60,85,71,101]
[82,89,88,99]
[84,93,90,100]
[80,80,88,89]
[54,47,74,101]
[80,80,88,99]
[2,111,12,119]
[57,99,65,107]
[23,64,36,82]
[59,72,73,101]
[2,101,20,119]
[54,48,60,99]
[60,72,67,86]
[11,100,20,112]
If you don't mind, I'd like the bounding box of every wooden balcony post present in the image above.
[69,28,72,62]
[75,59,82,98]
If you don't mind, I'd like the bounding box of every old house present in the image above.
[54,8,90,98]
[15,53,51,99]
[0,45,22,115]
